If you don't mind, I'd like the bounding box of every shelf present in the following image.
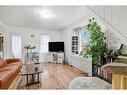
[92,62,112,83]
[48,52,64,64]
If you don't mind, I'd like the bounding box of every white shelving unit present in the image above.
[48,52,64,64]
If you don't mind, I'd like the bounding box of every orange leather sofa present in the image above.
[0,58,22,89]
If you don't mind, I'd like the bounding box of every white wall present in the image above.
[89,6,127,45]
[61,14,92,75]
[4,25,63,62]
[90,6,121,30]
[61,14,91,62]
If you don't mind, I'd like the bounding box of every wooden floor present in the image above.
[18,63,88,89]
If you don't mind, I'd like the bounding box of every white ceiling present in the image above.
[0,6,90,30]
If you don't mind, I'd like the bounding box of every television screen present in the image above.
[49,42,64,52]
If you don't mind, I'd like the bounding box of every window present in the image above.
[40,35,50,53]
[12,36,22,58]
[72,28,80,54]
[72,36,78,54]
[79,31,90,53]
[72,27,90,55]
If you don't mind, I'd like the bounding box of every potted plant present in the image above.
[83,18,108,66]
[23,44,36,63]
[24,44,35,50]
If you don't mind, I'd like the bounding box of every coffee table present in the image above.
[21,64,44,85]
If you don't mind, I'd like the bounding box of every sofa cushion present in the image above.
[0,58,7,68]
[0,70,14,89]
[2,65,19,75]
[0,68,11,72]
[6,62,22,68]
[6,58,21,64]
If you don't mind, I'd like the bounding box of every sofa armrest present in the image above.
[6,58,22,64]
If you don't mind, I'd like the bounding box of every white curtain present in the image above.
[12,36,22,58]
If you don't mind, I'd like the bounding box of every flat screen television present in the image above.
[49,42,64,52]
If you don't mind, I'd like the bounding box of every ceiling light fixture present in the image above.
[39,9,53,19]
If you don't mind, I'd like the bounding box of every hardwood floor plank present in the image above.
[18,63,88,89]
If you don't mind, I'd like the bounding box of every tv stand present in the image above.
[48,52,64,64]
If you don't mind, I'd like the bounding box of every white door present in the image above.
[39,35,50,62]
